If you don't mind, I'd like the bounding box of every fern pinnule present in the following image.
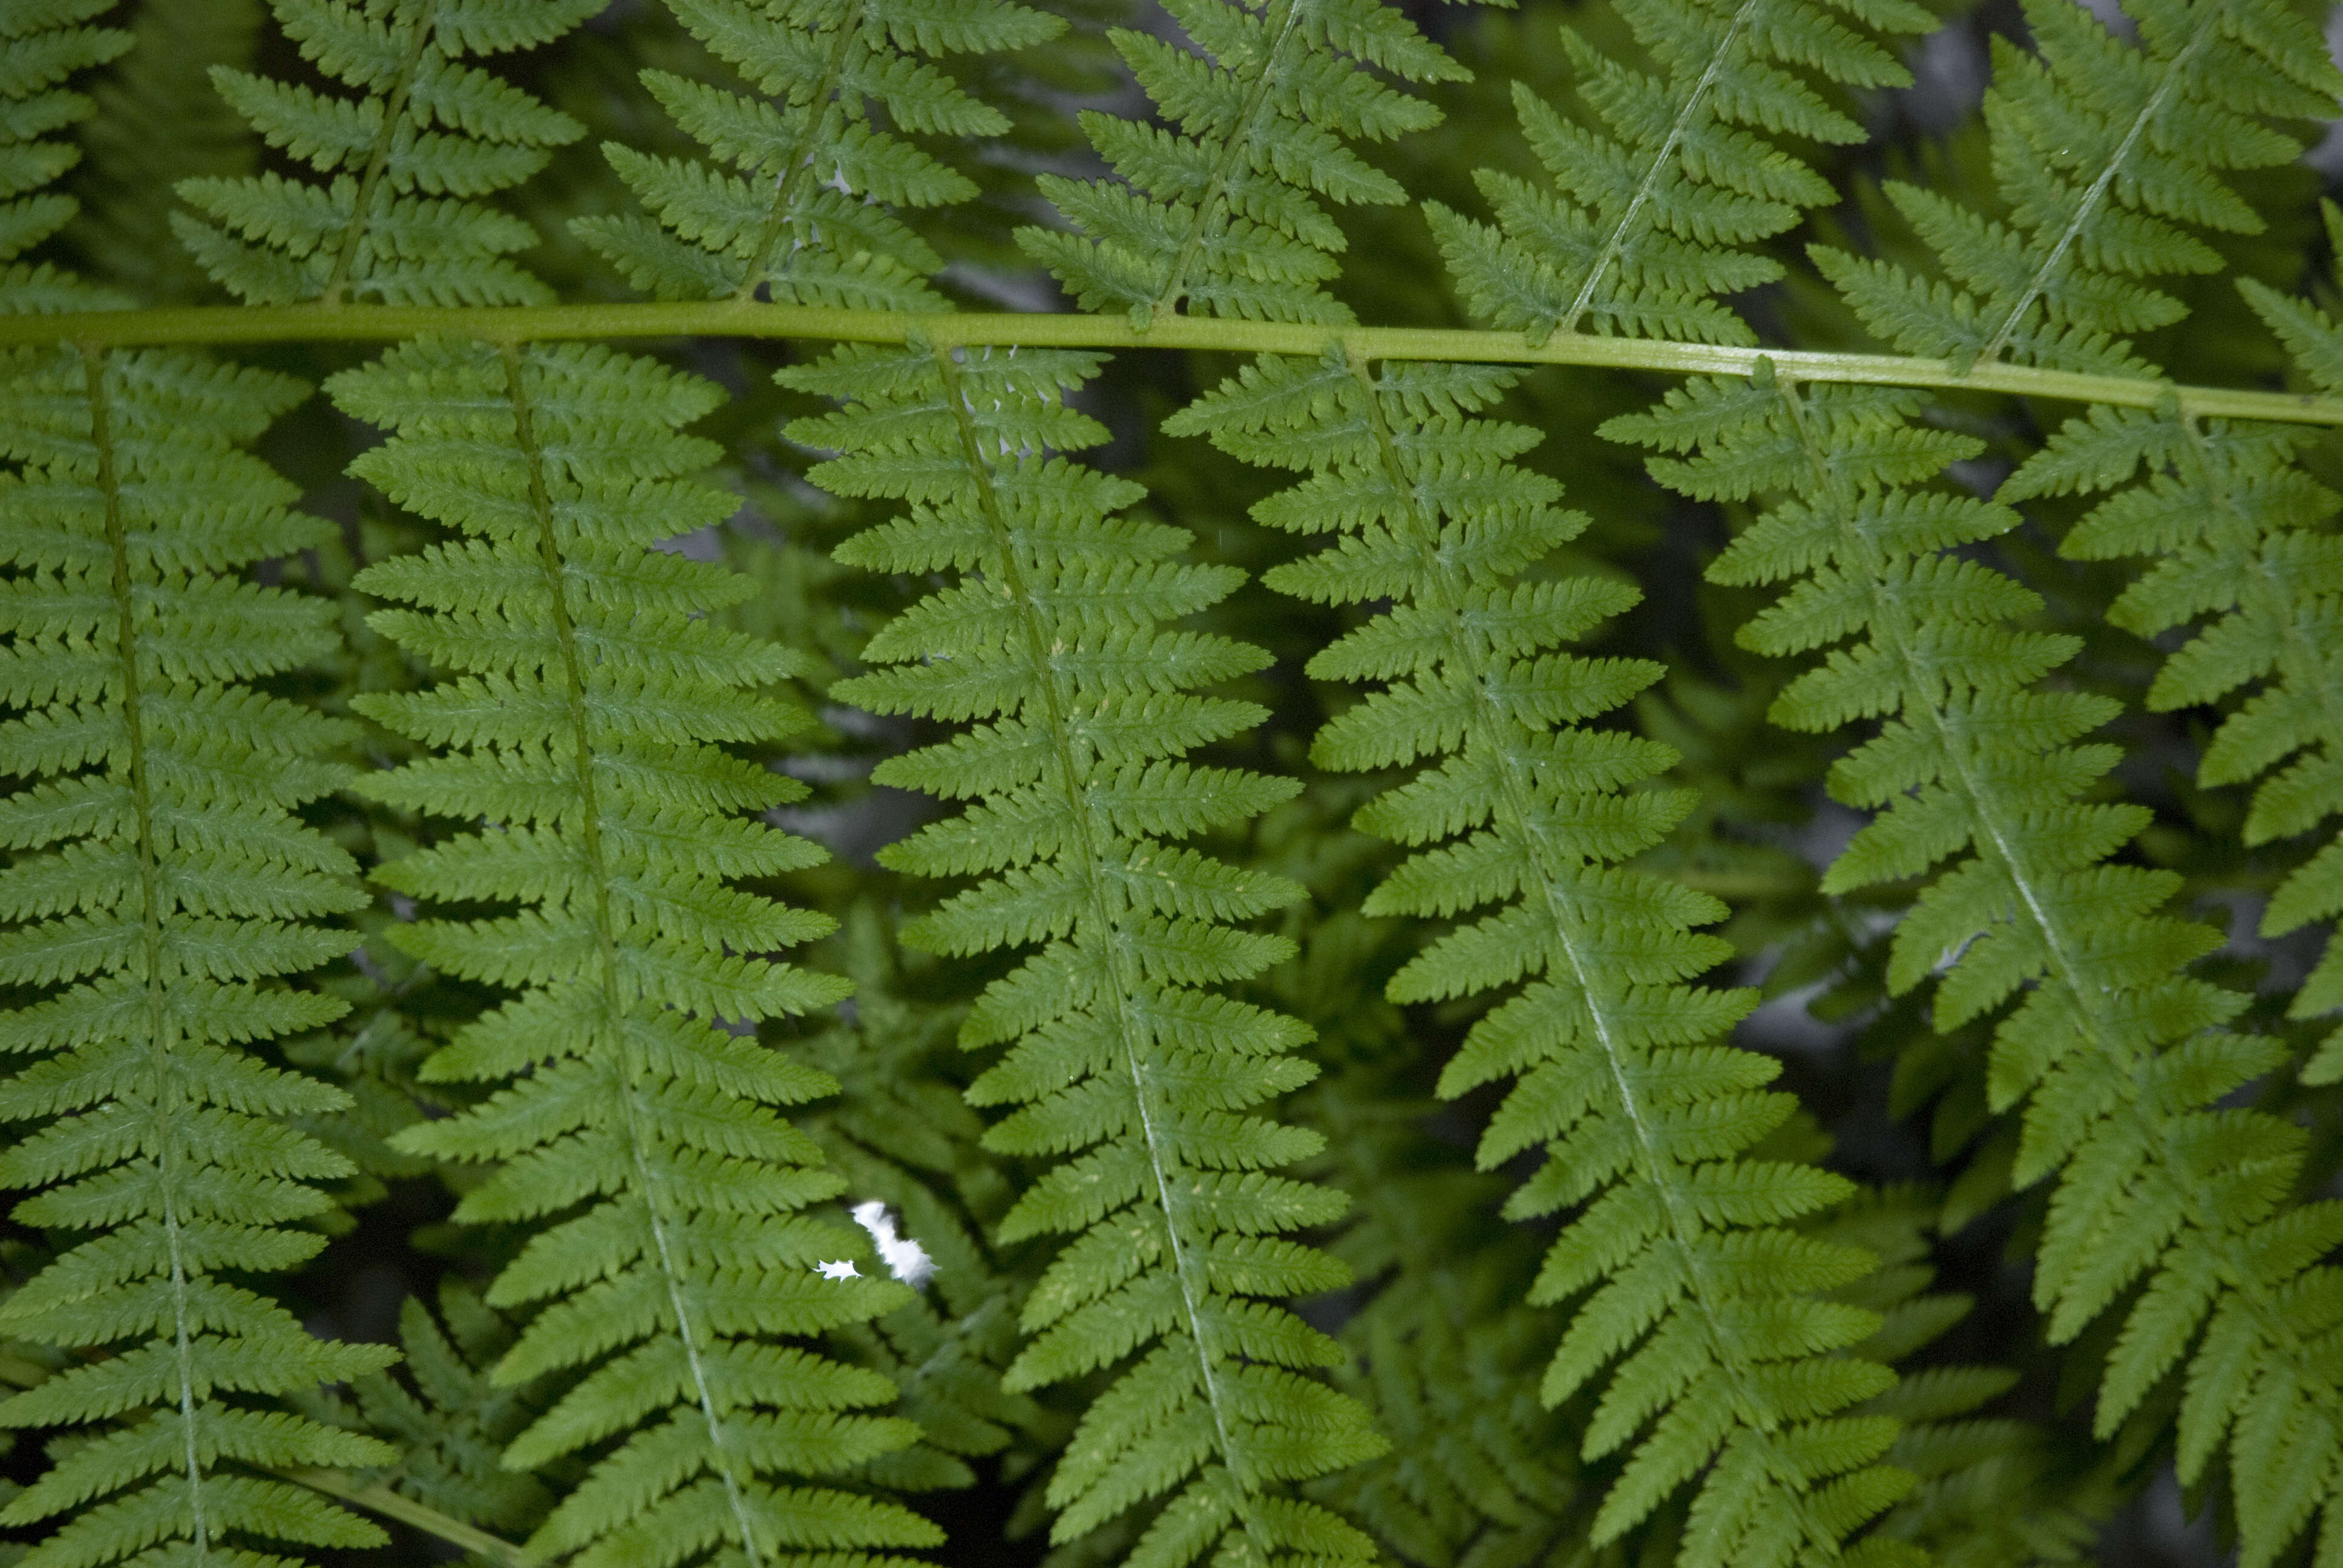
[339,336,936,1568]
[784,332,1388,1568]
[178,0,598,306]
[576,0,1063,309]
[1178,347,1916,1568]
[1027,0,1466,330]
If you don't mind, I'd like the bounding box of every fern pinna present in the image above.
[1161,1,1964,1558]
[1024,0,1463,330]
[177,0,598,307]
[1603,4,2343,1563]
[336,337,936,1568]
[0,7,404,1563]
[575,0,1062,308]
[1177,348,1911,1568]
[778,326,1385,1568]
[2030,243,2343,1082]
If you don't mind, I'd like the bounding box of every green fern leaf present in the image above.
[60,0,255,304]
[1809,0,2339,373]
[177,0,595,305]
[1595,3,2343,1560]
[340,336,933,1568]
[2002,249,2343,1080]
[1616,347,2343,1568]
[1175,342,1918,1568]
[785,324,1388,1568]
[0,0,127,272]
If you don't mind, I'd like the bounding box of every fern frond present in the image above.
[574,0,1063,308]
[0,30,408,1560]
[1610,356,2343,1568]
[1026,0,1466,329]
[0,335,399,1568]
[1429,0,1933,349]
[341,336,936,1568]
[177,0,598,305]
[1178,345,1916,1567]
[332,337,932,1566]
[784,328,1388,1568]
[1590,4,2343,1560]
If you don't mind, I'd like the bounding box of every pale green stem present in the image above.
[9,306,2338,425]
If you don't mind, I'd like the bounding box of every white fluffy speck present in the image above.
[815,1258,860,1281]
[851,1200,936,1286]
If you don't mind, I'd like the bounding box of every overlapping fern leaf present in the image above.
[310,1280,556,1549]
[1024,0,1467,328]
[781,331,1388,1568]
[575,0,1061,308]
[1818,1189,2100,1568]
[1996,224,2343,1080]
[1175,348,1915,1567]
[1429,0,1933,348]
[1609,346,2343,1565]
[176,0,599,305]
[1598,5,2343,1564]
[1296,1004,1585,1568]
[336,336,937,1568]
[66,0,262,304]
